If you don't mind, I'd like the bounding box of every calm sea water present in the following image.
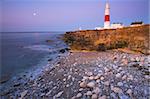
[1,32,66,83]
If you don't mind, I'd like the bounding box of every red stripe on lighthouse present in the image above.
[105,15,110,21]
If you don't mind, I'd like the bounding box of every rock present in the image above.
[122,75,127,80]
[46,90,52,96]
[66,84,69,87]
[68,75,71,80]
[87,82,95,88]
[93,87,101,94]
[117,82,123,86]
[111,87,122,93]
[103,81,110,86]
[56,91,63,98]
[76,93,82,98]
[99,95,107,99]
[127,75,133,80]
[89,76,95,80]
[100,76,104,80]
[135,57,140,62]
[71,96,76,99]
[94,75,100,80]
[46,40,53,42]
[59,49,66,53]
[87,72,93,76]
[96,79,100,83]
[13,82,21,87]
[104,67,109,72]
[91,94,98,99]
[130,57,135,62]
[79,88,83,91]
[80,81,87,88]
[48,58,53,61]
[20,90,28,99]
[126,89,132,95]
[116,73,121,78]
[122,59,128,65]
[86,91,92,96]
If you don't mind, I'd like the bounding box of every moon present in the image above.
[33,12,37,16]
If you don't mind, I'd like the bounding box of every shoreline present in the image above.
[1,50,149,98]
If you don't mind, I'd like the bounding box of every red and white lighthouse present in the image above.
[104,2,110,29]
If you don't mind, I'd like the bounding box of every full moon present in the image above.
[33,12,37,16]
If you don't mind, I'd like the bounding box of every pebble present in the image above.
[100,76,104,80]
[79,88,83,91]
[91,94,98,99]
[111,87,122,93]
[56,91,63,98]
[80,81,87,88]
[99,95,107,99]
[20,90,28,99]
[104,67,108,72]
[87,72,93,76]
[128,75,133,80]
[89,76,95,80]
[116,73,121,78]
[94,75,100,80]
[126,89,132,95]
[122,75,127,80]
[76,93,82,98]
[87,82,95,88]
[117,82,123,86]
[93,87,101,94]
[86,91,92,96]
[103,81,110,86]
[96,79,100,83]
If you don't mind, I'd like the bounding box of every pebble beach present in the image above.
[1,50,150,99]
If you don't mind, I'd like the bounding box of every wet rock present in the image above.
[87,82,95,88]
[59,49,66,53]
[76,93,82,98]
[56,91,63,98]
[86,91,92,96]
[20,90,28,99]
[80,81,87,88]
[13,82,21,87]
[48,58,53,61]
[91,94,98,99]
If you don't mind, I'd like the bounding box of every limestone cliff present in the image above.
[63,25,150,54]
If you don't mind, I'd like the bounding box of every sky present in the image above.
[0,0,149,32]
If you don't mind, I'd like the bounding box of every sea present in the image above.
[0,32,67,86]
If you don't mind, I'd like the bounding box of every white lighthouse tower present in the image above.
[104,1,110,29]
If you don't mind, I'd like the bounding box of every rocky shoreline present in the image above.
[1,50,150,99]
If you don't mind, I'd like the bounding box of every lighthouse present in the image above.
[104,2,110,29]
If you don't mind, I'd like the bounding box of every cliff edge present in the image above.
[63,25,150,54]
